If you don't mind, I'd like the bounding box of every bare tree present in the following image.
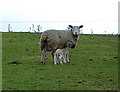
[29,27,31,32]
[112,32,114,35]
[105,30,106,34]
[32,24,36,33]
[91,29,93,34]
[37,25,42,32]
[8,24,12,32]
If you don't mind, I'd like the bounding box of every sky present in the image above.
[0,0,119,34]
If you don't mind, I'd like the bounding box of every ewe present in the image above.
[40,25,83,64]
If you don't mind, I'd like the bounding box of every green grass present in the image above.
[2,32,118,90]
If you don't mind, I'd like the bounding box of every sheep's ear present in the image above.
[79,25,83,28]
[69,25,73,28]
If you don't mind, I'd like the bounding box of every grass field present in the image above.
[2,32,118,90]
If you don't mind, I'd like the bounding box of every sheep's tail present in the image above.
[40,32,47,51]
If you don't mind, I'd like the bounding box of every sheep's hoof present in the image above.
[67,61,70,63]
[41,62,45,64]
[63,61,66,63]
[52,62,54,64]
[66,60,70,63]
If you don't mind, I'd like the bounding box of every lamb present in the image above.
[40,25,83,64]
[54,49,65,65]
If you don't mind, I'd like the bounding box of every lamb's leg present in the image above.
[41,50,46,64]
[60,60,63,65]
[59,55,63,65]
[62,53,66,64]
[63,49,66,63]
[64,48,70,63]
[54,54,57,65]
[63,56,66,63]
[51,51,55,64]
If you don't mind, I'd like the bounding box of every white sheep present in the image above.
[54,49,65,65]
[40,25,83,64]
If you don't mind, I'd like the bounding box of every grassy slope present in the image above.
[2,32,118,90]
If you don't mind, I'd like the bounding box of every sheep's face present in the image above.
[69,25,83,37]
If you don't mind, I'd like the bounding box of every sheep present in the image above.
[54,49,65,65]
[40,25,83,64]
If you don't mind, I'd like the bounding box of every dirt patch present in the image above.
[8,61,22,64]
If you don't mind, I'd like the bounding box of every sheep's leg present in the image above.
[41,50,46,64]
[56,58,59,65]
[64,48,70,63]
[51,51,55,64]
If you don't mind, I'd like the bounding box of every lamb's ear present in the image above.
[69,25,73,28]
[79,25,83,28]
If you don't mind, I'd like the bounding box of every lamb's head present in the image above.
[69,25,83,37]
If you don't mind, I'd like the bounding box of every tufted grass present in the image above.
[2,32,118,90]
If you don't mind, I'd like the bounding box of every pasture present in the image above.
[2,32,118,90]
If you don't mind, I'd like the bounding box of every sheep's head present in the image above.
[69,25,83,37]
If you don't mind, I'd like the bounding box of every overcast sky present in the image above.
[0,0,119,34]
